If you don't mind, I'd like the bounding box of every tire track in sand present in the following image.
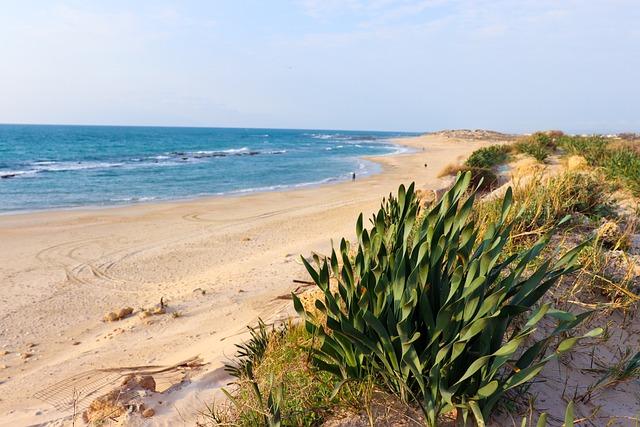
[36,238,143,293]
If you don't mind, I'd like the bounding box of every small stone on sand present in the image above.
[105,312,119,322]
[138,310,151,319]
[117,307,134,318]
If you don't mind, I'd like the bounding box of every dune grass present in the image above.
[470,171,616,240]
[557,135,640,196]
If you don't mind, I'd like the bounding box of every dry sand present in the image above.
[0,133,501,426]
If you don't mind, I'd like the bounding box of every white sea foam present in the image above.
[309,134,333,140]
[35,162,124,172]
[222,147,250,153]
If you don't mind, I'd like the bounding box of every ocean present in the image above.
[0,125,419,214]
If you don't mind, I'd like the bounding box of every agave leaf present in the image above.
[356,213,364,240]
[518,275,564,309]
[556,327,603,353]
[565,401,575,426]
[454,354,492,385]
[460,273,487,301]
[551,310,594,334]
[556,337,581,353]
[475,288,507,320]
[511,259,553,305]
[523,302,551,330]
[546,309,577,322]
[312,356,343,378]
[536,413,547,427]
[291,292,305,317]
[331,246,340,278]
[500,186,513,223]
[515,338,552,370]
[301,256,321,288]
[459,312,500,342]
[468,400,486,427]
[554,238,589,269]
[398,184,406,210]
[362,311,401,369]
[503,363,545,391]
[476,380,499,398]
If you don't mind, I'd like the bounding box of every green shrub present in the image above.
[464,144,511,169]
[602,148,640,196]
[293,172,601,426]
[557,135,609,165]
[513,132,559,163]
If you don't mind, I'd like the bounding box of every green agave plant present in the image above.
[293,172,601,426]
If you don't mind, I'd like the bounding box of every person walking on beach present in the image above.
[352,172,356,181]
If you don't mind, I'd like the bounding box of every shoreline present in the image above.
[0,139,413,218]
[0,132,501,426]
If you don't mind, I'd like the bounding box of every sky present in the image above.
[1,1,639,134]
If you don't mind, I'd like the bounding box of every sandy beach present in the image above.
[0,133,503,426]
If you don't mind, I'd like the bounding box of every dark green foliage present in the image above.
[293,173,601,426]
[465,144,511,169]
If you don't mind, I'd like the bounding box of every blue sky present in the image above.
[1,1,638,133]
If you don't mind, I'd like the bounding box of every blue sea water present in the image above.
[0,125,419,214]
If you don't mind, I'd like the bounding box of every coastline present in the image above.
[0,133,498,426]
[0,126,417,217]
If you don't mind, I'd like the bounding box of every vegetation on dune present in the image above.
[557,135,640,196]
[215,320,336,427]
[513,132,559,163]
[471,171,616,239]
[293,173,599,426]
[204,132,640,427]
[464,144,512,169]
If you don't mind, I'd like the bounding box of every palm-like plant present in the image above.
[293,172,601,426]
